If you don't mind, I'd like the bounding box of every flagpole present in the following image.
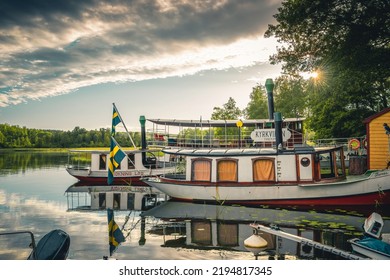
[112,103,137,149]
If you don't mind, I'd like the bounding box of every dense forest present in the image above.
[0,124,141,148]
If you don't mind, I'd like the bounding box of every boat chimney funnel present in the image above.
[274,112,283,151]
[265,78,275,120]
[139,115,147,150]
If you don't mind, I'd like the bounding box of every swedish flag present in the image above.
[108,137,126,185]
[111,105,122,136]
[107,208,125,256]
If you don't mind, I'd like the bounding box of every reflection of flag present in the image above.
[111,105,122,136]
[107,208,125,256]
[108,136,126,185]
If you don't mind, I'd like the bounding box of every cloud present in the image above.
[0,0,281,107]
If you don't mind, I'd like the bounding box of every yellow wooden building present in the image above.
[363,108,390,170]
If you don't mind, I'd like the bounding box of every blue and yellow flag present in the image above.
[111,105,122,136]
[108,137,126,185]
[107,208,125,256]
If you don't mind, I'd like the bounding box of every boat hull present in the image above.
[348,238,390,260]
[66,167,160,186]
[144,170,390,207]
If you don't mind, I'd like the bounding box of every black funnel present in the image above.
[265,79,275,120]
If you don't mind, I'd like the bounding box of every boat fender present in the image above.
[362,138,368,149]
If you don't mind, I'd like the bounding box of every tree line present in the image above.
[0,124,141,148]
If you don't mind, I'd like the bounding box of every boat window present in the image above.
[113,193,121,209]
[217,159,238,182]
[253,158,275,181]
[99,193,106,209]
[99,154,107,170]
[335,149,345,176]
[217,222,238,246]
[317,151,335,179]
[191,159,212,181]
[127,193,135,210]
[191,221,212,245]
[317,148,345,179]
[127,153,135,169]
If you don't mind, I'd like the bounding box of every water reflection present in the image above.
[0,150,68,175]
[141,201,390,260]
[65,184,167,212]
[1,151,390,260]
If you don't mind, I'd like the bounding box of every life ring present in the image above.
[349,138,360,150]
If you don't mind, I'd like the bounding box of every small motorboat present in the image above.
[348,212,390,260]
[348,237,390,260]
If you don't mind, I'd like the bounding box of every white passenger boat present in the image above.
[143,145,390,207]
[66,148,174,186]
[143,78,390,207]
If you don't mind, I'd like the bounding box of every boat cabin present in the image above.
[165,146,346,184]
[67,148,169,175]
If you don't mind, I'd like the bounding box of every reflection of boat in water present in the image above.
[141,201,390,259]
[250,211,390,260]
[65,184,167,212]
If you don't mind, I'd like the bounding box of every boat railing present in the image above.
[313,136,367,156]
[147,130,305,149]
[164,173,186,180]
[0,231,37,260]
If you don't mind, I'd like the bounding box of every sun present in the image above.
[300,71,319,80]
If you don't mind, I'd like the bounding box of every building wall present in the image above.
[367,110,390,170]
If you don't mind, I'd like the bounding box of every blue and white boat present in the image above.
[348,212,390,260]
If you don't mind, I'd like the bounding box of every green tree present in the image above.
[211,97,242,120]
[244,85,269,119]
[0,130,5,147]
[265,0,390,138]
[274,76,308,118]
[211,97,243,142]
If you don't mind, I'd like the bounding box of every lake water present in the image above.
[1,150,389,260]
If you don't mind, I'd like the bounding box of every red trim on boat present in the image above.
[71,175,148,186]
[170,191,390,207]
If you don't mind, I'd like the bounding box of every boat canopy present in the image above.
[162,146,316,156]
[67,148,162,154]
[148,118,305,128]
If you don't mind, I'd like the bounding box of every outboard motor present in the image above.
[364,212,384,239]
[28,229,70,260]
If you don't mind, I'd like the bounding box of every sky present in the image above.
[0,0,283,132]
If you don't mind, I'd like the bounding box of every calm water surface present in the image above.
[1,151,389,260]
